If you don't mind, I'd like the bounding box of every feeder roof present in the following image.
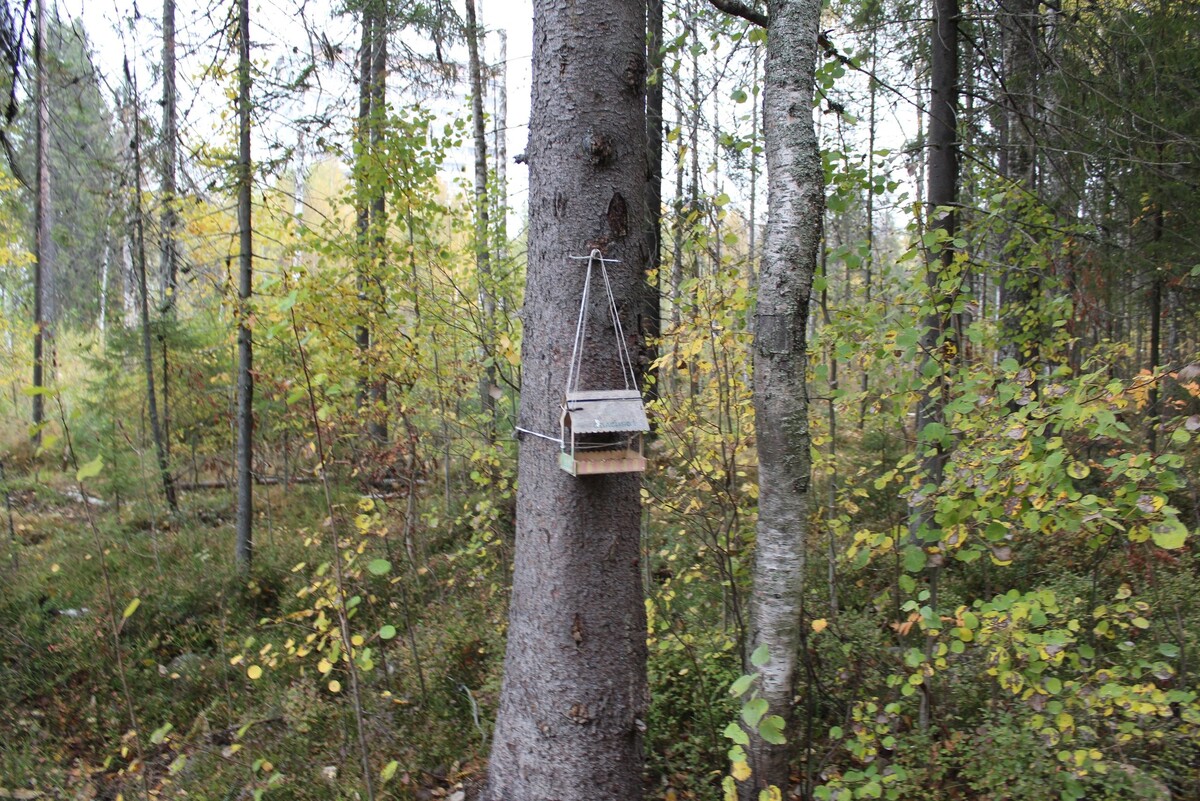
[562,390,649,434]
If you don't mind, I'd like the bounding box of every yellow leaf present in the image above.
[318,658,332,674]
[811,619,828,633]
[731,760,752,781]
[328,679,342,693]
[247,665,263,680]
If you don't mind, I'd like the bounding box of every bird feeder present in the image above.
[560,389,648,475]
[558,250,649,476]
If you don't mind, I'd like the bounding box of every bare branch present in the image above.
[706,0,767,28]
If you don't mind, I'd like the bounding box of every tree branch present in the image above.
[707,0,768,28]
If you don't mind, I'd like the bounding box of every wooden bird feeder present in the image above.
[558,250,649,476]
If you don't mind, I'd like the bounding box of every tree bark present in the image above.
[235,0,254,569]
[743,0,823,795]
[31,0,52,442]
[465,0,497,439]
[642,0,664,398]
[911,0,958,732]
[127,59,178,514]
[355,0,388,447]
[484,0,649,798]
[159,0,178,477]
[996,0,1040,367]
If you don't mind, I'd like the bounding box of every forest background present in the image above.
[0,0,1197,799]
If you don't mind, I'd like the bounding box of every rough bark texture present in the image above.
[235,0,254,569]
[745,0,822,794]
[484,0,649,798]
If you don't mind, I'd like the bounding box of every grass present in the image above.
[0,468,502,800]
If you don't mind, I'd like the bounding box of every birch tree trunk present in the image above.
[484,0,649,797]
[235,0,254,569]
[744,0,822,795]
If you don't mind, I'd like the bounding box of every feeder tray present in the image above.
[559,389,649,476]
[556,249,650,476]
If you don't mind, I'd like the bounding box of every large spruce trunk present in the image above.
[484,0,649,798]
[745,0,823,794]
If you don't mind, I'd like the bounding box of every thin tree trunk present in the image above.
[99,223,112,336]
[31,0,52,443]
[2,460,17,571]
[997,0,1040,367]
[747,43,760,297]
[1147,197,1163,451]
[159,0,178,461]
[642,0,663,398]
[912,0,958,732]
[355,3,378,445]
[860,28,877,428]
[235,0,254,569]
[484,0,649,796]
[368,6,388,445]
[127,60,178,514]
[466,0,497,440]
[743,1,823,795]
[495,30,508,268]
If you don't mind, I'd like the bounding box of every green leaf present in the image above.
[1150,517,1188,550]
[723,721,750,745]
[379,625,397,640]
[758,714,786,745]
[76,456,104,481]
[750,644,770,668]
[367,559,392,576]
[122,598,141,619]
[1045,677,1063,695]
[742,698,768,729]
[903,545,927,573]
[150,722,173,744]
[730,673,755,697]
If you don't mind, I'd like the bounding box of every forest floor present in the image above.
[0,466,501,801]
